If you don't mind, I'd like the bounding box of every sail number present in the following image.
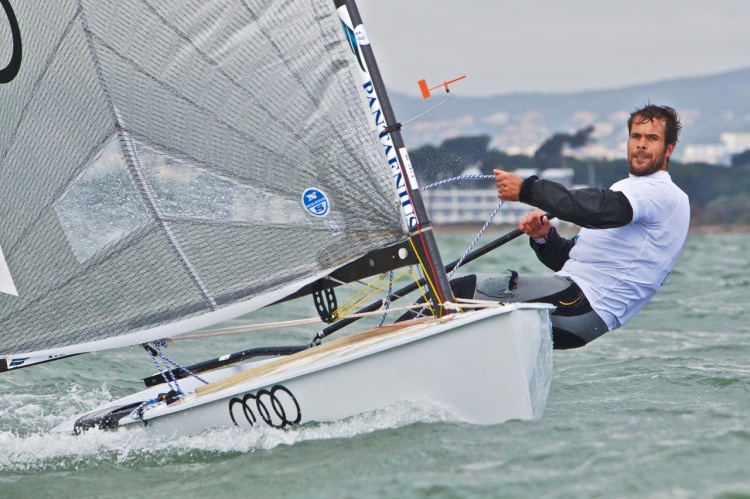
[228,385,301,429]
[1,0,22,83]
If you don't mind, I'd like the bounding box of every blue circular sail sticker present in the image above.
[302,188,330,217]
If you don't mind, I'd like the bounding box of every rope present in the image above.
[378,270,394,327]
[331,274,384,321]
[131,396,160,421]
[133,342,187,420]
[167,303,427,341]
[144,343,180,393]
[395,173,501,316]
[139,339,209,405]
[447,200,504,279]
[152,339,210,385]
[408,237,437,316]
[167,298,509,342]
[420,174,494,191]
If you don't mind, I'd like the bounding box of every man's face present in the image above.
[627,117,674,176]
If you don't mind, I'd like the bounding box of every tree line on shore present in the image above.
[409,133,750,225]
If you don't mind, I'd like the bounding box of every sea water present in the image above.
[1,229,748,498]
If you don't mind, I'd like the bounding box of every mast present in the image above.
[334,0,454,316]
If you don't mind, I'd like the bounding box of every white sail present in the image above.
[0,0,408,362]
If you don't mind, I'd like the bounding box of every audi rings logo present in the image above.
[1,0,22,83]
[228,385,301,429]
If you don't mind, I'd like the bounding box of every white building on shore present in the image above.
[680,132,750,166]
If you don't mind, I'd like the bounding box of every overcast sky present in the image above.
[357,0,750,97]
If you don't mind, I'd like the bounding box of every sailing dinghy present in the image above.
[0,0,553,436]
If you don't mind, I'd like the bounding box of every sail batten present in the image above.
[0,0,408,361]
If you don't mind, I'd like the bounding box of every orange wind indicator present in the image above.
[417,75,467,99]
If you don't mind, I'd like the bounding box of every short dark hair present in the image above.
[628,104,682,146]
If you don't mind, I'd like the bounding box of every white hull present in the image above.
[56,304,553,437]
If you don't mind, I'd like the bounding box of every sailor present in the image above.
[406,104,690,349]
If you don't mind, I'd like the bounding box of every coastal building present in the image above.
[681,132,750,166]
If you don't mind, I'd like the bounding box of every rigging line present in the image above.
[402,188,445,305]
[378,270,394,327]
[420,174,495,192]
[389,267,429,321]
[387,150,448,308]
[448,200,505,279]
[400,175,503,317]
[412,226,450,307]
[334,273,388,317]
[152,340,210,385]
[408,237,438,316]
[334,268,411,318]
[166,303,428,341]
[151,341,185,391]
[399,143,453,309]
[143,343,181,394]
[415,172,502,277]
[409,175,502,308]
[411,267,434,318]
[411,199,504,317]
[310,212,556,342]
[398,94,452,128]
[408,262,436,321]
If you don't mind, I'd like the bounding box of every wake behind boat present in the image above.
[1,0,553,435]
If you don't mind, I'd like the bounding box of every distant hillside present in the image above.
[389,67,750,162]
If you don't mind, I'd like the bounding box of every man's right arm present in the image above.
[519,176,633,229]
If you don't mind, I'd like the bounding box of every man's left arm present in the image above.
[529,226,575,271]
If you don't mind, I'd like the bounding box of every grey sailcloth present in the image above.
[0,0,406,359]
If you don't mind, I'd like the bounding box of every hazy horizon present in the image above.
[357,0,750,98]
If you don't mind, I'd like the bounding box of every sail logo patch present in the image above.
[302,188,330,217]
[8,357,27,367]
[354,25,369,46]
[0,0,22,84]
[340,21,365,72]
